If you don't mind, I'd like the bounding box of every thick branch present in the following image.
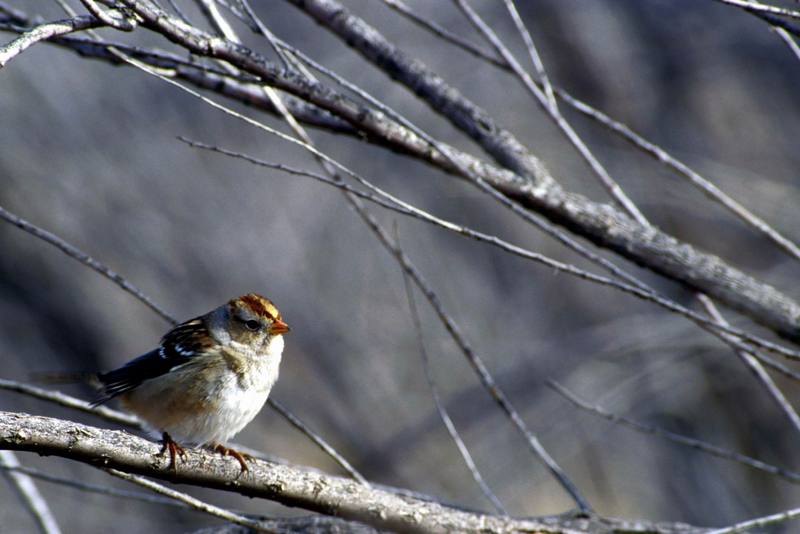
[0,412,703,534]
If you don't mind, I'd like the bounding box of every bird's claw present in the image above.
[213,443,252,473]
[158,432,187,471]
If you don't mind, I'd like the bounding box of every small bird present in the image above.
[93,293,289,471]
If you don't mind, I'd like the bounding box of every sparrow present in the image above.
[93,293,289,471]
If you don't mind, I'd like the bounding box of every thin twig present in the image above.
[548,381,800,485]
[0,451,62,534]
[379,0,506,69]
[0,192,363,478]
[484,0,800,440]
[698,295,800,437]
[164,0,192,25]
[706,506,800,534]
[237,0,291,69]
[398,228,507,515]
[273,32,655,296]
[143,11,588,505]
[501,0,557,110]
[356,214,592,512]
[455,0,648,224]
[189,1,368,487]
[275,0,800,341]
[267,399,368,485]
[0,462,184,508]
[373,0,800,263]
[774,25,800,61]
[105,469,279,533]
[0,378,142,428]
[712,0,800,19]
[178,138,800,368]
[0,205,176,324]
[552,87,800,261]
[456,2,800,437]
[750,9,800,39]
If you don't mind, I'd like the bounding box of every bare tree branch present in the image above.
[548,382,800,486]
[0,412,705,534]
[462,0,800,442]
[5,4,800,342]
[138,57,593,506]
[0,462,185,508]
[176,139,800,366]
[0,203,364,480]
[697,295,800,437]
[0,378,141,428]
[774,25,800,61]
[105,469,279,533]
[0,451,62,534]
[277,0,800,341]
[0,205,175,324]
[0,14,101,67]
[76,0,136,31]
[398,232,507,515]
[711,0,800,19]
[380,0,800,263]
[455,0,648,223]
[705,506,800,534]
[7,5,800,345]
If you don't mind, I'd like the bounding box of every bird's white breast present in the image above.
[124,336,284,446]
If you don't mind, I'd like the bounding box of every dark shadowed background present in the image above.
[2,0,799,532]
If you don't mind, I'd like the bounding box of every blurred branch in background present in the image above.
[548,381,800,486]
[0,451,61,534]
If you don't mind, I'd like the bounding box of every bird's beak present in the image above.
[269,319,290,335]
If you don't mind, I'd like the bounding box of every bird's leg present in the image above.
[212,443,252,473]
[158,432,186,471]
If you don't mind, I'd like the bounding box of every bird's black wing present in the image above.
[93,318,210,405]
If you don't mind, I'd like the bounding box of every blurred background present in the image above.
[2,0,800,532]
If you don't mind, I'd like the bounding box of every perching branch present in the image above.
[0,411,705,534]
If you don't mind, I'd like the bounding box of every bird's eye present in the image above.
[244,320,261,331]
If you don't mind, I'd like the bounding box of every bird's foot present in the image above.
[158,432,187,471]
[212,443,252,473]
